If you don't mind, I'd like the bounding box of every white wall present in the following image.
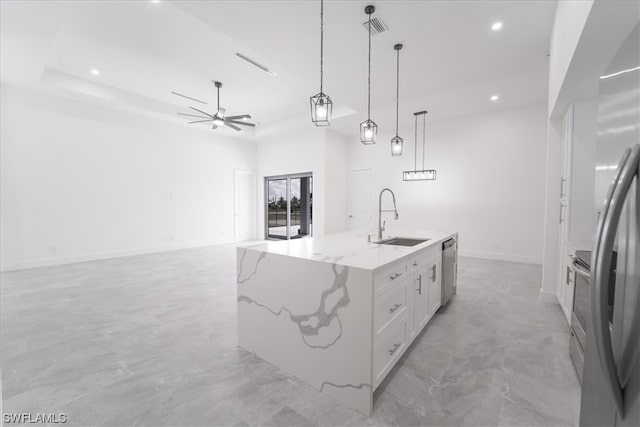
[548,0,594,113]
[347,104,548,264]
[324,132,348,235]
[255,126,326,238]
[255,126,349,239]
[0,84,256,271]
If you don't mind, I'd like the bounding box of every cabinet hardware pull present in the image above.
[389,303,402,313]
[431,265,437,282]
[417,275,422,295]
[388,342,401,355]
[412,261,418,266]
[389,272,402,280]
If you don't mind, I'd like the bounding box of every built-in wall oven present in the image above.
[569,249,617,383]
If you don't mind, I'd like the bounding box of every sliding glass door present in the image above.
[265,173,312,240]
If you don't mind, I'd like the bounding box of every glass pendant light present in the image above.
[310,0,332,126]
[403,111,436,181]
[390,43,403,156]
[360,5,378,144]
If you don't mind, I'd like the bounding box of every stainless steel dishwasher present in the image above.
[441,238,457,306]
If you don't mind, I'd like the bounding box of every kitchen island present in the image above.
[237,229,457,416]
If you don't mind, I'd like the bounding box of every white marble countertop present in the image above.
[242,229,456,271]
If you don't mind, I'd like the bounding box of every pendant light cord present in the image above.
[395,47,399,136]
[414,114,418,172]
[217,86,220,111]
[422,113,426,170]
[367,13,372,120]
[320,0,324,94]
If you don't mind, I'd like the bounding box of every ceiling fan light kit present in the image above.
[310,0,333,126]
[360,5,378,145]
[173,81,255,132]
[404,111,436,181]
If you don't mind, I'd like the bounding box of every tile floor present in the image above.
[0,244,581,426]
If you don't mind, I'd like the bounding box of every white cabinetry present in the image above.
[556,100,597,322]
[413,269,430,332]
[427,257,442,317]
[372,244,442,389]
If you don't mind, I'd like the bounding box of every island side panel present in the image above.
[237,247,374,415]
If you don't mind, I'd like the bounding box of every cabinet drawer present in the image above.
[409,246,440,273]
[373,313,407,389]
[374,261,408,296]
[374,281,408,339]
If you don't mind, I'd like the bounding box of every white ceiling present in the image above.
[0,0,557,139]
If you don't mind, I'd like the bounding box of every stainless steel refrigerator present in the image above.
[579,24,640,426]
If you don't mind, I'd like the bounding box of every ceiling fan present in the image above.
[173,81,255,131]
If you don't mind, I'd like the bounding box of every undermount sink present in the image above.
[376,237,430,247]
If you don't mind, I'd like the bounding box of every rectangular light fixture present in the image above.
[403,170,436,181]
[235,53,278,76]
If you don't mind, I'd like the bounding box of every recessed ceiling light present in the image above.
[490,95,499,101]
[491,22,503,31]
[150,0,160,3]
[91,69,100,76]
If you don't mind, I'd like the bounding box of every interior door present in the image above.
[348,169,373,231]
[234,170,255,241]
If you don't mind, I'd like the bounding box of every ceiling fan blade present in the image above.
[225,114,251,120]
[226,120,256,127]
[225,122,242,131]
[171,91,207,105]
[189,107,214,118]
[188,119,213,124]
[212,124,218,130]
[178,112,211,119]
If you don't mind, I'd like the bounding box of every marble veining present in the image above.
[1,243,581,426]
[236,248,267,284]
[238,262,350,349]
[320,381,372,392]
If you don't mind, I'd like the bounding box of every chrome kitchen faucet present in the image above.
[378,188,399,241]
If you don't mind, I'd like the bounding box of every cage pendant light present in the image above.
[403,111,436,181]
[390,44,403,156]
[310,0,332,126]
[360,5,378,144]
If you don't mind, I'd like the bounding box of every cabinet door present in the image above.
[428,259,442,316]
[560,104,574,200]
[414,268,430,331]
[563,261,575,323]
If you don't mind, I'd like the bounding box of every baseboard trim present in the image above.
[458,250,542,265]
[539,288,560,305]
[0,240,236,272]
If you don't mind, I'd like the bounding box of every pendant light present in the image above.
[390,43,403,156]
[360,5,378,144]
[310,0,332,126]
[403,111,437,181]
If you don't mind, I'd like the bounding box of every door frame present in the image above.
[264,172,313,240]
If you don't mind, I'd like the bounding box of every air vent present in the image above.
[235,53,278,76]
[362,16,388,35]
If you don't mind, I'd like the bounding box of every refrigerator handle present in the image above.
[592,144,640,418]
